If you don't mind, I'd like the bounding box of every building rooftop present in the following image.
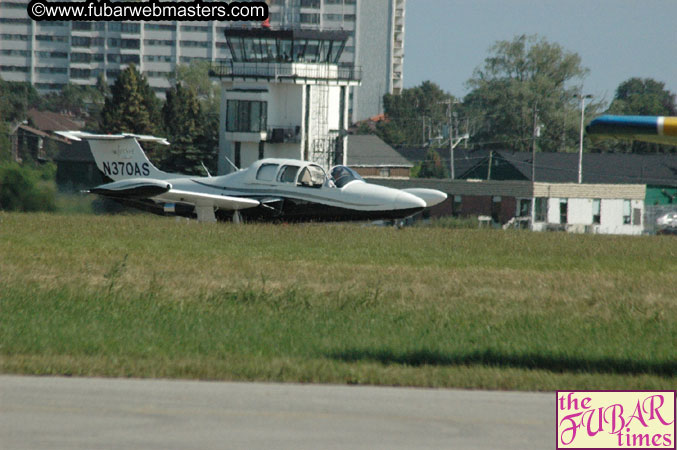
[27,109,84,132]
[347,135,413,168]
[395,147,677,186]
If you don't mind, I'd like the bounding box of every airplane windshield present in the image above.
[330,166,364,188]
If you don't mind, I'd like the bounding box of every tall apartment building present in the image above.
[0,0,405,121]
[0,0,232,96]
[267,0,406,121]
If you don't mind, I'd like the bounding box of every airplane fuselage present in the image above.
[55,132,446,224]
[150,161,427,222]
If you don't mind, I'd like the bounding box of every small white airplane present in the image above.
[56,131,447,223]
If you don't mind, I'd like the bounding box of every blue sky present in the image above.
[403,0,677,105]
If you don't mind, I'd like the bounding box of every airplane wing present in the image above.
[160,189,260,211]
[586,115,677,146]
[89,179,260,211]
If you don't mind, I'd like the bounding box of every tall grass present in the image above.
[0,213,675,390]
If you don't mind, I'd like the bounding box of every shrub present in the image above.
[0,162,57,212]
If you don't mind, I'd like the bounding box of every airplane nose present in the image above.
[394,191,427,211]
[401,188,448,208]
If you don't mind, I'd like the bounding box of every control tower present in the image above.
[211,28,361,174]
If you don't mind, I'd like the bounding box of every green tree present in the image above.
[372,81,456,147]
[0,79,41,123]
[0,79,41,161]
[41,83,106,130]
[416,149,449,178]
[42,83,100,115]
[100,65,160,135]
[608,78,676,116]
[463,34,595,153]
[168,60,221,112]
[96,72,110,98]
[0,121,11,161]
[160,83,208,175]
[168,61,220,173]
[595,78,677,153]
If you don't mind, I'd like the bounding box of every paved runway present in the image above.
[1,376,554,449]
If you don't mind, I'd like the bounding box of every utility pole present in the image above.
[574,93,593,184]
[440,99,468,179]
[531,106,540,230]
[531,107,539,182]
[447,102,454,179]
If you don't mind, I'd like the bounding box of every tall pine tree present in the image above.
[100,65,159,135]
[160,83,208,175]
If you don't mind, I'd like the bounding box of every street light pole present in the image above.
[575,93,593,184]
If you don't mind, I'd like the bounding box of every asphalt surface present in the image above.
[0,376,555,449]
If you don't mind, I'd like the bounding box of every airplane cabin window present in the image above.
[298,165,327,188]
[279,165,300,183]
[256,163,279,181]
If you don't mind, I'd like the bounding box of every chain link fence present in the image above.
[644,205,677,234]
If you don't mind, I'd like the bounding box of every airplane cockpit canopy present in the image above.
[330,166,364,188]
[298,165,327,188]
[254,161,332,188]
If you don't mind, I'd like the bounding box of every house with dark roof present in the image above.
[8,109,99,190]
[9,124,66,163]
[346,135,413,178]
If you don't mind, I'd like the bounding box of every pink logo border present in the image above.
[556,390,677,450]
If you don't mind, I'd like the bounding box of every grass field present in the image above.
[1,212,675,391]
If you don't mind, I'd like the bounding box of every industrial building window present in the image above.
[623,200,631,224]
[226,100,268,133]
[560,199,568,224]
[592,199,601,224]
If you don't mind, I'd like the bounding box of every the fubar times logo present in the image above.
[557,391,676,449]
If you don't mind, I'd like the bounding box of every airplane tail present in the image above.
[55,131,171,181]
